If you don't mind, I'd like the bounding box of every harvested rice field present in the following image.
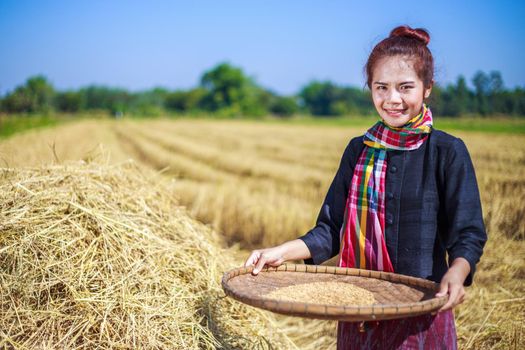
[1,117,524,349]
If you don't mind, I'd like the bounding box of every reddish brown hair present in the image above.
[365,25,434,89]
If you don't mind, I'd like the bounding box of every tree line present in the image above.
[1,62,524,117]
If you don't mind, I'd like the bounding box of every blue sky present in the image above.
[1,0,524,95]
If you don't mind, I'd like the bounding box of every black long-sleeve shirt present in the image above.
[299,129,487,286]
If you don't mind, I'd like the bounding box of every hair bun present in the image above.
[390,25,430,45]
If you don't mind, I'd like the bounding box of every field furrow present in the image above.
[113,125,234,183]
[128,122,332,189]
[139,119,350,167]
[171,179,318,247]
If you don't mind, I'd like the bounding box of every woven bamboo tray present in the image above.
[222,264,447,321]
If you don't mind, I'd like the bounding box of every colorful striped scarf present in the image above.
[338,104,433,272]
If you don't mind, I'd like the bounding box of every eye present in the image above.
[401,85,414,90]
[376,85,387,91]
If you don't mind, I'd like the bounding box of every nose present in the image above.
[386,88,402,105]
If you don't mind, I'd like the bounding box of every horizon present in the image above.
[1,60,520,96]
[1,0,524,95]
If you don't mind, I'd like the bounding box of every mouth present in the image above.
[384,108,407,117]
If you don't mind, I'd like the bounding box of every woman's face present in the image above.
[371,55,432,128]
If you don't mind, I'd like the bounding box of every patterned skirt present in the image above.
[336,309,457,350]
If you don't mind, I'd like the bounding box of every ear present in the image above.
[424,80,434,99]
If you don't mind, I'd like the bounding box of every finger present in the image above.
[448,285,461,308]
[244,254,254,267]
[253,254,268,275]
[457,289,466,305]
[244,251,260,267]
[441,284,460,311]
[435,281,449,297]
[436,282,450,312]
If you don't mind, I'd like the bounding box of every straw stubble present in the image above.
[0,161,296,349]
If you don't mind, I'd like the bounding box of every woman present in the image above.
[244,25,487,349]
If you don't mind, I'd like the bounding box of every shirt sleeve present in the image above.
[298,138,360,265]
[442,138,487,286]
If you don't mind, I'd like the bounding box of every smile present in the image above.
[384,108,406,116]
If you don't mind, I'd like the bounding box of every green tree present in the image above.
[55,91,83,112]
[200,63,246,111]
[488,71,505,114]
[426,83,441,113]
[239,81,269,117]
[454,75,469,115]
[341,87,374,115]
[165,88,206,112]
[488,71,504,93]
[78,86,131,114]
[436,77,472,117]
[299,81,357,116]
[472,71,490,115]
[300,81,332,115]
[439,84,459,117]
[199,62,267,116]
[514,87,525,115]
[269,96,298,117]
[130,87,169,116]
[2,75,55,113]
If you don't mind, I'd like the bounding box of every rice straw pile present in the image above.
[0,161,296,349]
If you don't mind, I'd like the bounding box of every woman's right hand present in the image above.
[244,239,312,275]
[244,246,286,275]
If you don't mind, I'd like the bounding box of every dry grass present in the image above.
[1,119,524,349]
[453,133,525,348]
[0,120,129,166]
[0,161,301,349]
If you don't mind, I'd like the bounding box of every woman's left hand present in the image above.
[435,257,471,311]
